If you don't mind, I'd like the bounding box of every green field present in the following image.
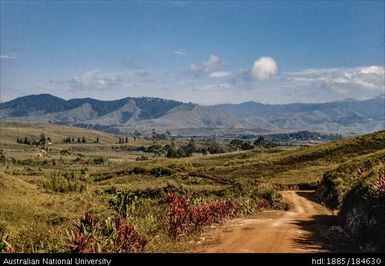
[1,121,384,252]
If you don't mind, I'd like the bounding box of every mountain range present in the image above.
[1,94,384,136]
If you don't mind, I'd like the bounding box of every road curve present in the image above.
[194,190,334,253]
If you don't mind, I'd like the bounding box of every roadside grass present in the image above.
[1,121,384,252]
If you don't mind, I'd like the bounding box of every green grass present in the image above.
[0,121,384,252]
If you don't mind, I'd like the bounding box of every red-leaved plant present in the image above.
[68,212,147,253]
[374,172,385,197]
[164,193,239,238]
[114,218,147,253]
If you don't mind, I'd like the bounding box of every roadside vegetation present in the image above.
[0,121,384,252]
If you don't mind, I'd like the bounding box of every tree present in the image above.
[77,137,81,143]
[82,137,86,143]
[125,137,128,143]
[254,136,266,147]
[39,133,46,145]
[182,139,196,156]
[96,137,99,143]
[0,149,5,163]
[72,137,75,143]
[240,142,254,150]
[152,128,157,145]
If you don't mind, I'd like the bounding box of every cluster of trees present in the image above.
[118,137,128,144]
[164,140,196,158]
[62,136,95,144]
[138,139,229,158]
[229,139,255,150]
[17,134,51,146]
[256,131,343,143]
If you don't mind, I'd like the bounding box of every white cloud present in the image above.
[174,50,187,56]
[284,65,385,91]
[190,64,201,73]
[0,53,19,60]
[209,71,233,78]
[70,69,122,91]
[251,57,278,80]
[202,55,221,72]
[190,54,222,74]
[359,66,384,75]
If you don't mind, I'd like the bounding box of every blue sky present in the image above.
[1,1,384,104]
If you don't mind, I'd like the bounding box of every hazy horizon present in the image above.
[2,92,385,107]
[1,1,384,105]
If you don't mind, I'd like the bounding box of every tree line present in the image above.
[62,136,99,144]
[16,133,51,146]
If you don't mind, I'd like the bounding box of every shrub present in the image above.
[164,193,190,238]
[111,191,138,218]
[44,176,86,193]
[67,213,147,253]
[164,193,239,238]
[93,156,106,165]
[207,143,227,154]
[18,159,34,166]
[132,167,146,175]
[374,172,385,197]
[114,218,148,253]
[230,180,254,197]
[255,184,277,205]
[135,155,149,161]
[150,166,172,177]
[0,150,5,163]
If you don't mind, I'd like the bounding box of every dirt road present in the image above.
[195,191,337,253]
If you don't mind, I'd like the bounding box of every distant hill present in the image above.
[215,97,384,120]
[1,94,384,135]
[215,96,385,134]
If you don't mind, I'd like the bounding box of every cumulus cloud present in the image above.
[203,55,221,72]
[174,50,187,56]
[190,54,222,74]
[251,57,278,80]
[209,71,233,78]
[0,53,19,60]
[70,70,122,91]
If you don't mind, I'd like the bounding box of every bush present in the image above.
[207,143,227,154]
[44,176,86,193]
[67,213,147,253]
[93,156,106,165]
[111,191,138,218]
[132,167,146,175]
[0,150,5,163]
[164,193,239,238]
[18,159,34,166]
[230,180,254,197]
[150,166,172,177]
[374,172,385,197]
[339,179,385,252]
[135,155,149,161]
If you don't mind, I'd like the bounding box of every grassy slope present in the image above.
[1,121,384,251]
